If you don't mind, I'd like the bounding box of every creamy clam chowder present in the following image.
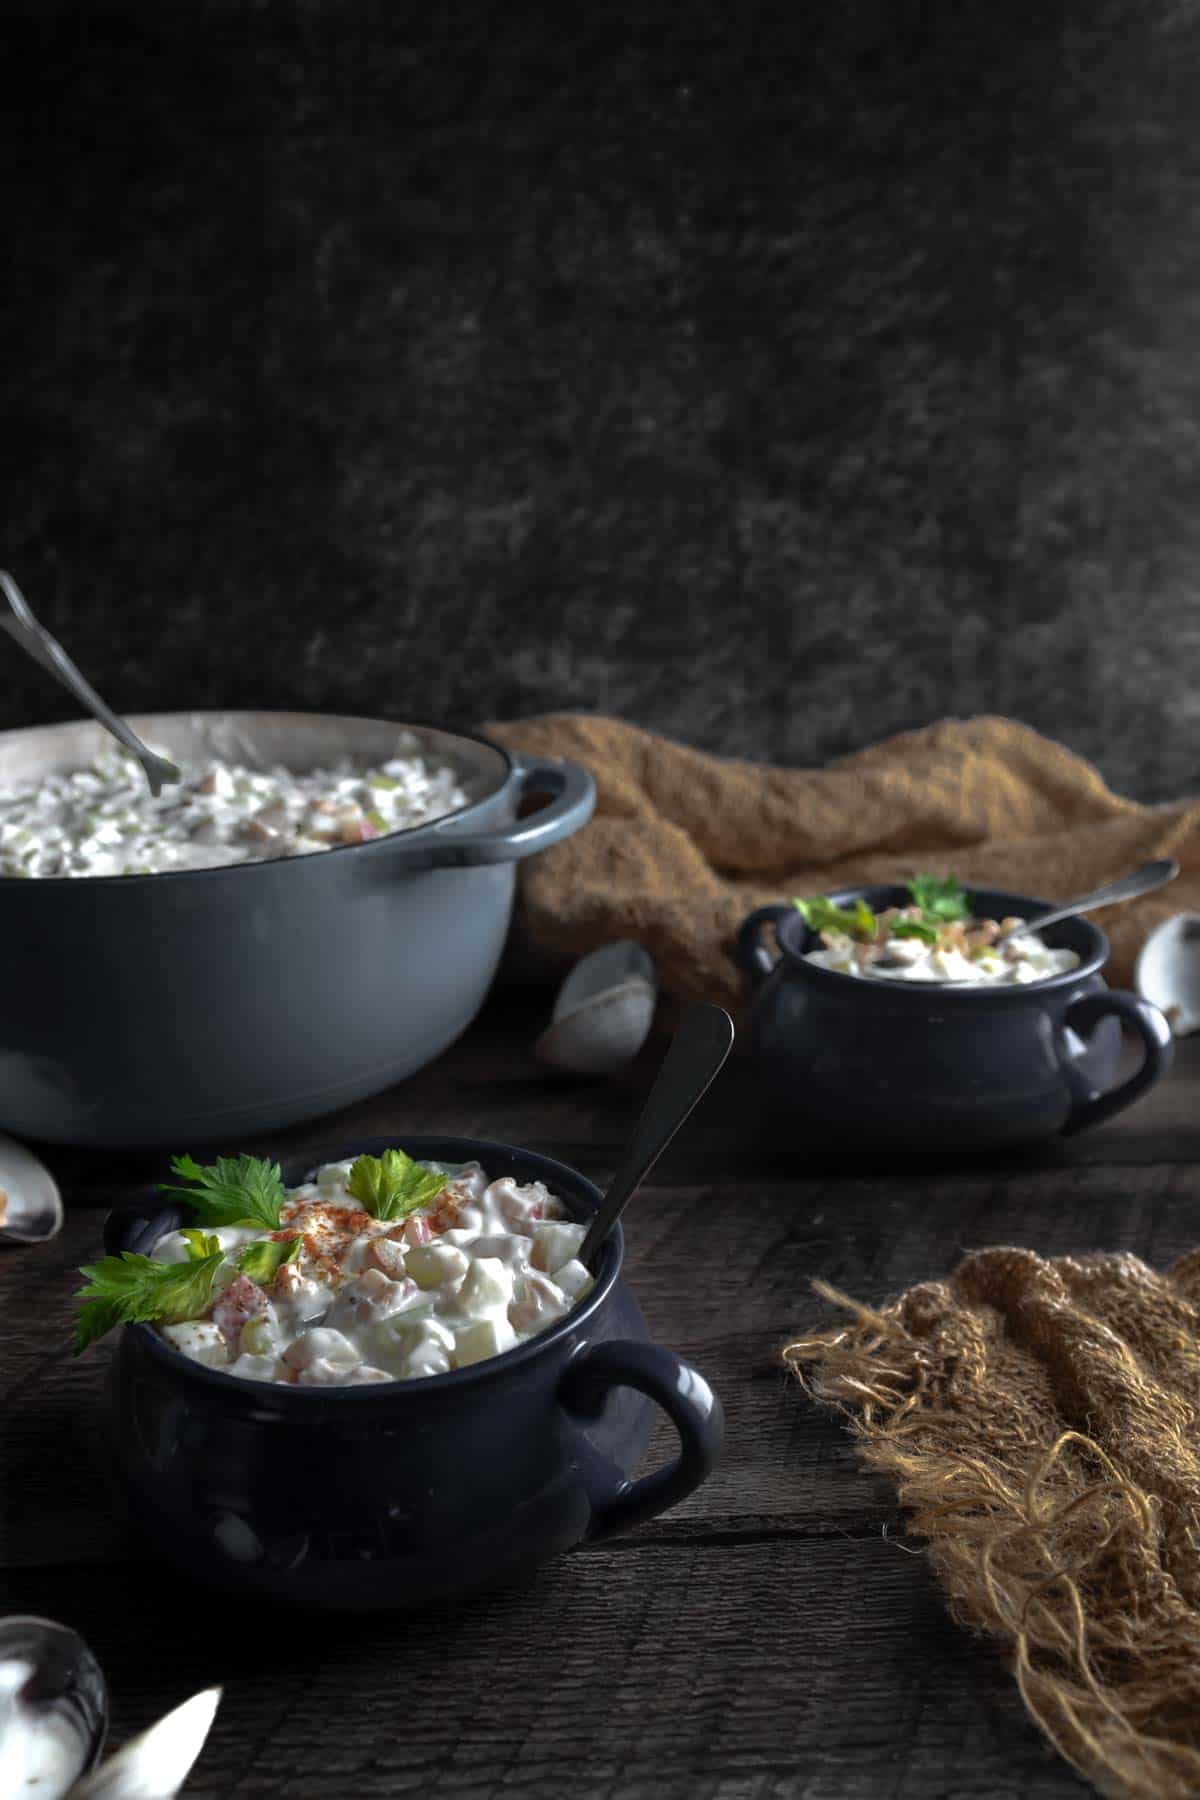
[807,927,1078,986]
[0,738,468,877]
[795,876,1080,987]
[151,1160,592,1384]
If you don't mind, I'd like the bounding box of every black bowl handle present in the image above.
[104,1198,186,1256]
[735,903,794,989]
[1057,989,1174,1136]
[558,1339,723,1541]
[385,757,595,870]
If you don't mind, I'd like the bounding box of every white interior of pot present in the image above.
[0,711,508,816]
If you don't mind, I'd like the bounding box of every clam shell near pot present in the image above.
[1135,913,1200,1035]
[535,942,657,1074]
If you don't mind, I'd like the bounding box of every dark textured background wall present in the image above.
[4,0,1200,798]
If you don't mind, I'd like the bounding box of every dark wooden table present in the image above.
[4,994,1198,1799]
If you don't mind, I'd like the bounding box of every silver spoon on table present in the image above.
[993,858,1180,946]
[579,1002,735,1272]
[0,572,180,797]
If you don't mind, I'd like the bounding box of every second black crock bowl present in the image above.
[736,887,1173,1153]
[102,1136,724,1611]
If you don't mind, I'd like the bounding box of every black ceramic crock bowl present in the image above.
[102,1136,723,1612]
[736,887,1174,1153]
[0,711,594,1147]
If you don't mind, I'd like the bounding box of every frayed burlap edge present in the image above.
[783,1275,1200,1800]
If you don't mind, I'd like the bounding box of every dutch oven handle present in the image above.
[386,757,595,871]
[1056,989,1174,1136]
[734,903,795,988]
[558,1340,724,1541]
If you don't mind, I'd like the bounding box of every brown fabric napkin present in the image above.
[784,1252,1200,1799]
[485,712,1200,1000]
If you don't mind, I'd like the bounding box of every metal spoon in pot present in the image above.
[993,858,1180,946]
[0,572,180,797]
[579,1002,734,1273]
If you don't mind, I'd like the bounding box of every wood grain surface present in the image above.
[6,995,1195,1797]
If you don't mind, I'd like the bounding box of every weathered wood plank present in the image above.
[0,1539,1088,1800]
[30,1001,1200,1205]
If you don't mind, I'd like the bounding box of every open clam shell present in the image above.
[0,1133,63,1244]
[0,1615,107,1798]
[68,1687,221,1799]
[1135,913,1200,1036]
[534,941,658,1074]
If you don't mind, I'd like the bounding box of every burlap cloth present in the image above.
[485,712,1200,1002]
[785,1252,1200,1798]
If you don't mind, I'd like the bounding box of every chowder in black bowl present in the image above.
[102,1136,723,1612]
[736,887,1173,1153]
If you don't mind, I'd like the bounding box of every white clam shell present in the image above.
[0,1133,63,1244]
[69,1687,221,1799]
[534,942,658,1074]
[1135,913,1200,1036]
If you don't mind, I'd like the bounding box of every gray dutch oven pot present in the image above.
[0,711,595,1146]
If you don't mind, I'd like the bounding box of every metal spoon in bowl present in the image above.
[993,858,1180,946]
[579,1002,734,1273]
[0,572,180,797]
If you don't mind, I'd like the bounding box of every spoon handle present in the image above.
[1006,858,1180,941]
[0,571,181,796]
[579,1003,734,1270]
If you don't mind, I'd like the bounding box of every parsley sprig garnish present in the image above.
[75,1144,444,1355]
[792,895,877,941]
[347,1149,446,1222]
[891,917,940,944]
[74,1234,302,1354]
[159,1153,287,1229]
[74,1250,225,1354]
[905,873,970,923]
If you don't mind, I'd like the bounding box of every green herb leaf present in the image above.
[906,873,970,923]
[180,1228,222,1262]
[347,1148,447,1223]
[74,1251,224,1354]
[159,1153,286,1230]
[74,1296,125,1356]
[235,1236,303,1286]
[891,918,940,944]
[792,895,877,941]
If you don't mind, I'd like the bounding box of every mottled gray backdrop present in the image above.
[4,0,1200,798]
